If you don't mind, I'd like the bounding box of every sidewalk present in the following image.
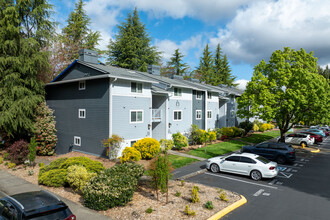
[0,169,111,220]
[168,149,205,161]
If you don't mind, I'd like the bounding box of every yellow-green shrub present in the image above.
[172,132,188,150]
[220,127,234,137]
[207,131,217,142]
[191,186,200,203]
[120,147,142,163]
[66,165,96,192]
[133,138,160,159]
[0,156,3,164]
[253,124,259,132]
[159,139,174,151]
[184,205,196,216]
[7,162,16,169]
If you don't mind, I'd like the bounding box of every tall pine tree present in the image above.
[212,43,224,86]
[107,8,161,72]
[167,49,189,76]
[196,44,214,84]
[0,3,46,139]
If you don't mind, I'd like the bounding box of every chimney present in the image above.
[147,65,160,75]
[78,49,98,64]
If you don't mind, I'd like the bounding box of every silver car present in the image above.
[281,133,314,146]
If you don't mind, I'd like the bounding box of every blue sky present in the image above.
[50,0,330,90]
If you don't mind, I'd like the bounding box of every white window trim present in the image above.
[130,110,144,123]
[173,110,182,121]
[174,87,182,97]
[196,91,202,100]
[74,136,81,146]
[131,82,143,94]
[79,80,86,90]
[207,110,212,119]
[78,109,86,118]
[207,92,212,99]
[196,110,202,120]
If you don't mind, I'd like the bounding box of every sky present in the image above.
[50,0,330,90]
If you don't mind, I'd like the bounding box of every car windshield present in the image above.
[256,156,270,164]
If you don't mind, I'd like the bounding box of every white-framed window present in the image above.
[131,82,143,93]
[74,136,81,146]
[79,81,86,90]
[174,88,182,96]
[196,110,202,120]
[78,109,86,118]
[207,92,212,99]
[196,91,202,99]
[130,110,143,123]
[207,110,212,119]
[173,110,182,121]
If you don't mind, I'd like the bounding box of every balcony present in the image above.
[152,109,162,122]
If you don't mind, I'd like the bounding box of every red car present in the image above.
[300,132,323,143]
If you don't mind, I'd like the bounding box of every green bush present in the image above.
[7,162,16,169]
[59,157,105,174]
[83,163,144,210]
[204,201,214,210]
[207,131,217,142]
[253,124,259,132]
[120,147,142,163]
[214,128,222,139]
[38,169,68,187]
[28,137,37,166]
[66,165,97,192]
[159,139,174,152]
[0,156,3,164]
[175,191,181,197]
[190,124,204,144]
[220,127,234,137]
[145,207,153,214]
[38,157,68,177]
[191,185,200,203]
[3,152,9,160]
[133,138,160,159]
[184,205,196,216]
[239,121,253,135]
[172,132,188,150]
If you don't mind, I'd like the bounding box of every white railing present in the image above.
[152,109,162,122]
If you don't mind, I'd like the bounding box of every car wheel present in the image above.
[276,156,286,164]
[300,141,307,148]
[250,170,262,181]
[210,163,220,173]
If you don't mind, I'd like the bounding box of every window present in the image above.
[79,81,85,90]
[207,92,212,99]
[78,109,86,118]
[74,136,81,146]
[207,110,212,119]
[174,110,182,121]
[196,91,202,99]
[174,88,182,96]
[131,82,142,93]
[130,141,137,147]
[130,110,143,123]
[240,157,256,164]
[225,156,240,162]
[256,143,268,148]
[196,110,202,120]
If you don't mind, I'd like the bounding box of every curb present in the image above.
[207,195,247,220]
[311,148,320,153]
[176,169,207,180]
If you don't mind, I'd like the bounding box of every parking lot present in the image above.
[177,136,330,220]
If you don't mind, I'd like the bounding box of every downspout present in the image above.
[205,90,208,130]
[109,77,117,137]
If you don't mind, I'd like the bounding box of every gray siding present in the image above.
[152,95,167,140]
[192,90,205,129]
[218,100,227,128]
[57,63,104,81]
[46,78,109,156]
[207,101,219,130]
[226,95,236,127]
[168,99,192,137]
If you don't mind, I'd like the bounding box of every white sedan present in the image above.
[206,153,278,181]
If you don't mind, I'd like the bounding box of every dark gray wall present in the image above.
[46,78,109,156]
[56,63,104,81]
[226,95,236,127]
[192,90,205,130]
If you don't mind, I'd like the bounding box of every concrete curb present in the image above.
[207,195,247,220]
[311,148,320,153]
[176,169,207,180]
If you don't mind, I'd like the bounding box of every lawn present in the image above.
[187,140,246,159]
[239,130,282,144]
[167,154,198,169]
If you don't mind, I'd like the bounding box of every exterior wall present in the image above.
[46,78,109,156]
[168,87,193,138]
[206,92,219,130]
[192,90,205,130]
[226,95,236,127]
[152,95,167,141]
[218,100,227,128]
[111,79,152,98]
[57,63,104,81]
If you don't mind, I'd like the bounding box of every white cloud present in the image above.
[235,79,249,90]
[210,0,330,66]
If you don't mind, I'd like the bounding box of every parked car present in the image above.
[318,128,329,136]
[305,129,326,137]
[279,133,314,147]
[299,131,323,143]
[206,153,278,181]
[241,142,296,164]
[0,190,75,220]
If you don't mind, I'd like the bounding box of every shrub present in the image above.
[39,162,44,167]
[204,201,214,210]
[219,192,229,202]
[133,138,160,159]
[83,163,144,210]
[7,162,16,169]
[232,127,241,137]
[34,102,57,156]
[59,157,105,174]
[159,139,174,152]
[39,157,68,178]
[3,152,9,160]
[184,205,196,216]
[207,131,217,142]
[190,124,204,144]
[102,134,123,159]
[239,121,254,135]
[191,185,200,203]
[172,132,188,150]
[220,127,234,138]
[120,147,142,163]
[214,128,222,139]
[66,165,97,192]
[259,125,266,132]
[181,180,185,186]
[28,170,34,176]
[0,156,3,164]
[28,137,37,166]
[175,191,181,197]
[145,207,153,214]
[7,140,29,164]
[38,169,68,187]
[253,124,259,132]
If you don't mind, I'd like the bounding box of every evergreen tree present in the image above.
[107,8,161,72]
[212,43,224,86]
[221,54,237,86]
[0,3,46,139]
[196,44,214,84]
[167,49,189,76]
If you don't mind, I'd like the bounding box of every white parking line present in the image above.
[205,172,278,190]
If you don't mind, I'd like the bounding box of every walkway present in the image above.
[168,150,205,161]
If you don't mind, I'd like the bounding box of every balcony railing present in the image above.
[152,109,162,122]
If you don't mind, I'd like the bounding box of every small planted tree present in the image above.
[28,137,37,167]
[102,134,123,159]
[159,139,174,152]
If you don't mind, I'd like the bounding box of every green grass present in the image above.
[187,140,246,159]
[239,130,282,144]
[167,155,198,169]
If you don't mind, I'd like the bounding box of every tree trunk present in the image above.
[280,129,286,142]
